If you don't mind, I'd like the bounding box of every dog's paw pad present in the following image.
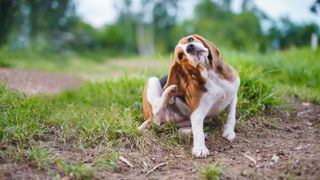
[192,146,209,157]
[164,85,178,96]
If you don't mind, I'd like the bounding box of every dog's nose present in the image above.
[186,44,195,53]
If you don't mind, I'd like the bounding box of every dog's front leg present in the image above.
[191,103,211,157]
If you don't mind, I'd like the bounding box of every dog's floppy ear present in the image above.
[164,62,181,89]
[164,62,186,95]
[194,34,236,82]
[193,34,221,66]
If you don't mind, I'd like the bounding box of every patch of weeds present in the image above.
[155,122,183,148]
[0,145,52,170]
[56,159,95,179]
[94,151,119,171]
[0,145,23,161]
[270,118,281,128]
[26,146,51,169]
[0,85,50,145]
[238,66,280,117]
[196,162,225,180]
[48,78,145,148]
[0,61,11,67]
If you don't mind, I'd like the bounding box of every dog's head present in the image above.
[165,35,216,95]
[174,34,221,69]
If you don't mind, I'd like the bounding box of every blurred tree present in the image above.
[65,18,99,50]
[151,0,180,52]
[281,18,319,48]
[310,0,320,13]
[1,0,319,53]
[241,0,250,11]
[268,17,320,49]
[1,0,77,50]
[111,0,181,54]
[233,12,265,50]
[193,0,266,51]
[219,0,232,12]
[99,24,127,51]
[0,0,19,47]
[113,0,138,53]
[25,0,76,44]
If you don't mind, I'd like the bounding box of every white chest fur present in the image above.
[203,70,240,117]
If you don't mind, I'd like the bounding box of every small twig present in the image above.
[294,144,311,150]
[119,155,134,168]
[242,153,257,166]
[262,122,284,130]
[239,137,252,143]
[146,162,167,175]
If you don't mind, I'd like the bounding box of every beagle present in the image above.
[140,34,240,157]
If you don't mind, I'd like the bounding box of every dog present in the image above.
[139,34,240,157]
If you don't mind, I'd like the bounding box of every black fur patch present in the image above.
[160,75,168,88]
[217,65,223,73]
[208,53,213,65]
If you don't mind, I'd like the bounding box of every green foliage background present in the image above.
[0,0,319,54]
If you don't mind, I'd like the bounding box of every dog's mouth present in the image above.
[193,50,207,60]
[188,49,207,65]
[187,44,207,55]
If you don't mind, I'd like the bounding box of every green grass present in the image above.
[56,160,95,179]
[26,146,51,169]
[196,162,225,180]
[0,49,109,72]
[94,151,119,171]
[224,47,320,103]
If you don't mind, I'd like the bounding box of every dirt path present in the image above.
[0,68,81,95]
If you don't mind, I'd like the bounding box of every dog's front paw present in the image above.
[192,146,209,157]
[222,128,236,142]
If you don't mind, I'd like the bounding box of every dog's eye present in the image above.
[188,38,194,43]
[178,53,184,60]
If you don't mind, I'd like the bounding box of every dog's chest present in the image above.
[204,71,239,117]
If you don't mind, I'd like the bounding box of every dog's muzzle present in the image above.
[186,43,207,55]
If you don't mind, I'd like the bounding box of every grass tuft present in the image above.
[56,159,95,179]
[94,152,119,171]
[26,146,51,169]
[196,162,225,180]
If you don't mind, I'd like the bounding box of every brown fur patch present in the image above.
[142,81,152,123]
[165,53,208,112]
[179,35,203,46]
